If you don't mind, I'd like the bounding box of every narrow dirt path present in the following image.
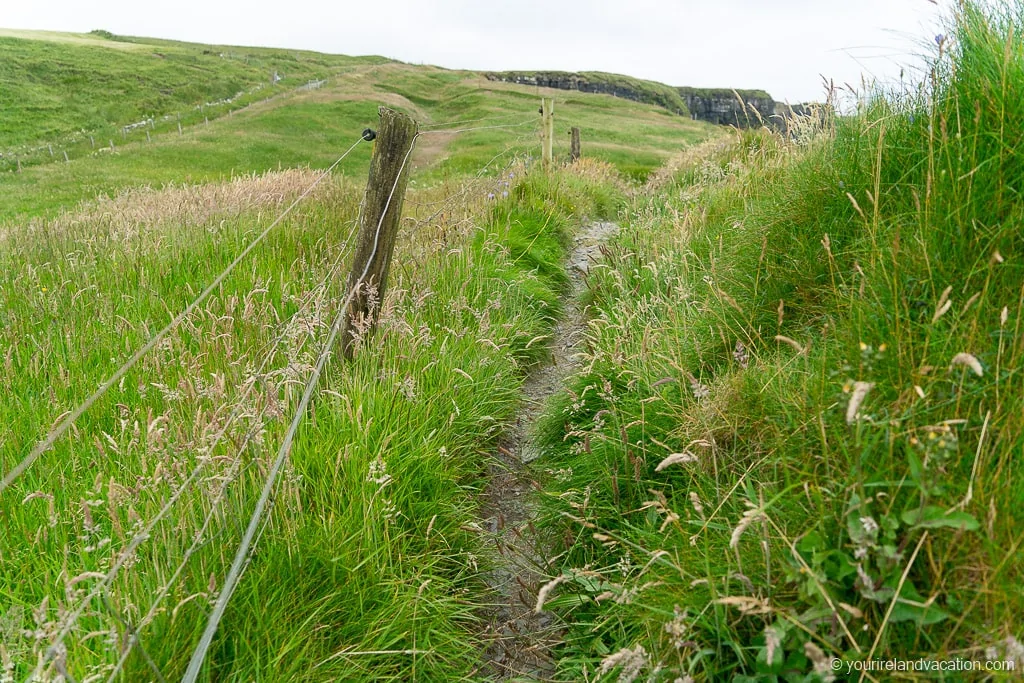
[479,220,619,681]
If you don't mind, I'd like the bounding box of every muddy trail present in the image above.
[478,220,619,681]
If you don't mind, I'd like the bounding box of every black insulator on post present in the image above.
[362,128,377,141]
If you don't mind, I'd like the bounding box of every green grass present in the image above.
[0,61,719,221]
[0,28,385,158]
[531,2,1024,681]
[0,142,623,679]
[16,8,1021,681]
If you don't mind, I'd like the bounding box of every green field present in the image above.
[1,3,1022,681]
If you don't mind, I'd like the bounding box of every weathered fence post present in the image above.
[16,158,21,173]
[569,126,581,162]
[63,150,69,163]
[48,144,53,157]
[146,131,151,143]
[90,135,95,148]
[541,98,554,170]
[340,107,418,359]
[178,122,183,136]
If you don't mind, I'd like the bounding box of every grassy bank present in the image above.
[534,2,1023,680]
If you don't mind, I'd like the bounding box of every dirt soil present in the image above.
[479,220,619,681]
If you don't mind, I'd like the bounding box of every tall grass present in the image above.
[534,2,1024,680]
[0,156,621,680]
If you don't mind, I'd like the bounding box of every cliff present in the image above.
[485,71,817,131]
[483,71,689,116]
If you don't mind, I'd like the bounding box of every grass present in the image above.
[530,2,1024,680]
[11,5,1019,680]
[0,129,621,679]
[0,28,387,174]
[0,61,718,220]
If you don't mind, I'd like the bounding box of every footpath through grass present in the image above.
[0,151,622,680]
[532,2,1024,680]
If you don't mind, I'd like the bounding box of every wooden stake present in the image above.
[569,126,581,162]
[17,158,21,173]
[63,150,69,163]
[90,135,95,148]
[340,107,418,359]
[109,140,114,150]
[178,122,183,136]
[541,98,554,171]
[146,131,151,143]
[48,144,53,157]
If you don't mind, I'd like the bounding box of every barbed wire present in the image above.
[19,109,538,677]
[101,218,362,682]
[180,135,419,683]
[0,135,367,498]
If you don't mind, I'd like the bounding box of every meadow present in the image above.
[1,3,1021,681]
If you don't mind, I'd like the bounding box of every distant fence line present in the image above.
[1,77,335,174]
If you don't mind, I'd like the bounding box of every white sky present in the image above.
[1,0,951,103]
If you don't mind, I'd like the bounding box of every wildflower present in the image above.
[487,192,495,200]
[860,516,879,536]
[934,33,945,46]
[501,190,508,198]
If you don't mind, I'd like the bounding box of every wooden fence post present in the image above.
[569,126,581,162]
[340,106,418,359]
[541,98,554,170]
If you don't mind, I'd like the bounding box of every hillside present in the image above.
[1,3,1022,681]
[0,31,717,218]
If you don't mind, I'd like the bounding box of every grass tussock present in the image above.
[535,3,1024,680]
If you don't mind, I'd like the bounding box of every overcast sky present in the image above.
[2,0,951,103]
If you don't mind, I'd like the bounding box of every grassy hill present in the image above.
[0,32,716,218]
[0,29,387,153]
[1,3,1022,681]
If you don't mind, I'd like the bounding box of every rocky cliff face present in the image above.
[484,71,689,116]
[485,71,818,131]
[678,88,775,126]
